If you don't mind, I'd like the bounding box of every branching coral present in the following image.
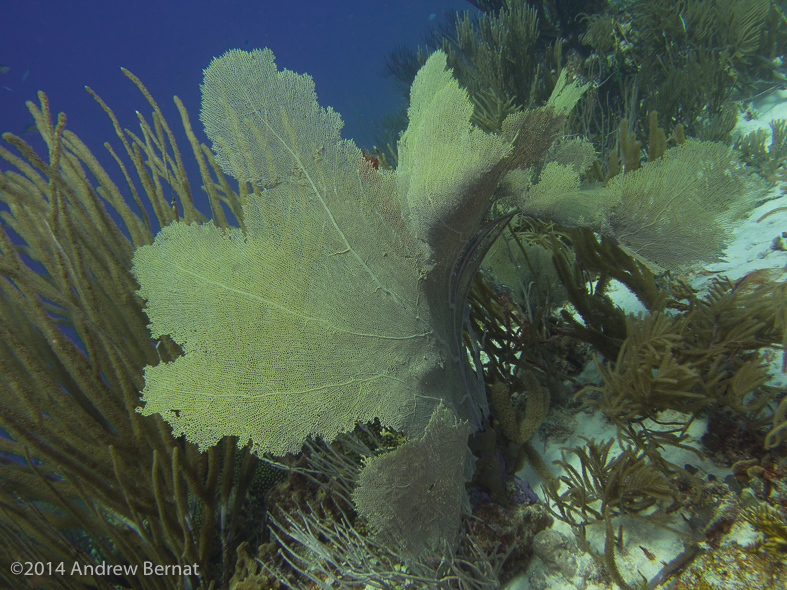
[0,74,257,588]
[764,395,787,450]
[442,0,550,127]
[616,0,784,135]
[545,437,681,529]
[736,119,787,179]
[487,374,549,447]
[480,374,552,495]
[742,503,787,552]
[251,427,522,589]
[583,276,785,435]
[489,222,662,362]
[544,437,683,590]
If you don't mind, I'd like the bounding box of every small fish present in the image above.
[428,12,436,20]
[3,86,12,91]
[22,122,37,135]
[21,69,29,82]
[640,546,657,561]
[0,64,9,74]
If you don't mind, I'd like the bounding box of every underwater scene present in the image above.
[2,0,787,589]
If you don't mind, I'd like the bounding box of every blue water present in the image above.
[1,0,472,157]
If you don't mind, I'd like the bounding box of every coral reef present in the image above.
[2,3,787,589]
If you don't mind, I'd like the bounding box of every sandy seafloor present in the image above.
[505,91,787,590]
